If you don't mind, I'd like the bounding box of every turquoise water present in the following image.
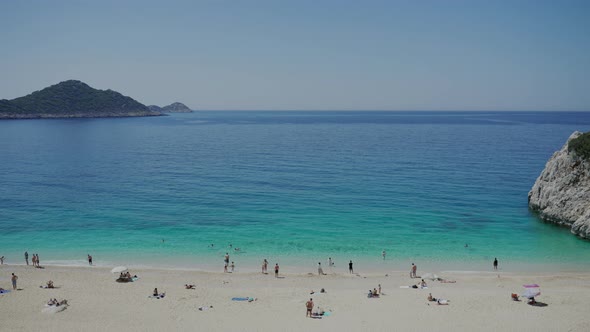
[1,111,590,272]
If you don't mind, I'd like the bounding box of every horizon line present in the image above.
[188,109,590,112]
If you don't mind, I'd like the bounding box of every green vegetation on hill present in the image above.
[568,132,590,160]
[0,99,26,113]
[0,80,160,119]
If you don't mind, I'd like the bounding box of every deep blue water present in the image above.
[1,111,589,272]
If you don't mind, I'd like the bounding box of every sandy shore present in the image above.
[1,264,589,331]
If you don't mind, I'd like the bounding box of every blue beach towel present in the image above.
[0,289,11,294]
[232,297,255,302]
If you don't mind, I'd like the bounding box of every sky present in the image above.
[1,0,589,111]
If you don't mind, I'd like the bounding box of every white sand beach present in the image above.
[1,264,589,331]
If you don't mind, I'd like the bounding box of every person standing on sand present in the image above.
[0,256,4,264]
[411,263,417,278]
[11,273,18,290]
[262,259,268,273]
[275,263,279,278]
[32,254,37,267]
[24,251,29,265]
[306,298,314,317]
[349,260,353,274]
[318,262,324,275]
[224,253,230,265]
[88,254,93,266]
[493,258,498,270]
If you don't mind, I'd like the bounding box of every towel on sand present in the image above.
[42,305,67,314]
[232,297,255,302]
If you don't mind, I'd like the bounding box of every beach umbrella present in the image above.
[421,273,439,280]
[111,266,128,274]
[521,284,541,299]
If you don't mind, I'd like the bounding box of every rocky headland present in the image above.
[528,131,590,238]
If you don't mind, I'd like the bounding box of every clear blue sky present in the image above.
[1,0,589,110]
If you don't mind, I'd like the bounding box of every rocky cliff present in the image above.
[528,131,590,238]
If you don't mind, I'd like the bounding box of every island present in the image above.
[148,102,192,113]
[528,131,590,239]
[0,80,162,119]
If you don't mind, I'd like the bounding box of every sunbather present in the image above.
[185,284,195,289]
[427,293,437,302]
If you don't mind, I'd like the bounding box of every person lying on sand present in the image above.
[47,299,68,307]
[40,281,55,289]
[185,284,195,289]
[437,278,456,283]
[511,293,520,301]
[437,299,449,305]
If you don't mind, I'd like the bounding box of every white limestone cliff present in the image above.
[528,131,590,238]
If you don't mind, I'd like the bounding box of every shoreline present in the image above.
[2,258,590,275]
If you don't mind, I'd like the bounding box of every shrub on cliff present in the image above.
[568,132,590,160]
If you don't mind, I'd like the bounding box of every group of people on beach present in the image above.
[31,253,41,267]
[260,259,280,278]
[368,284,382,298]
[116,272,136,283]
[223,253,235,273]
[20,251,41,267]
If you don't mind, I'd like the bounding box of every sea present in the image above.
[1,111,589,273]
